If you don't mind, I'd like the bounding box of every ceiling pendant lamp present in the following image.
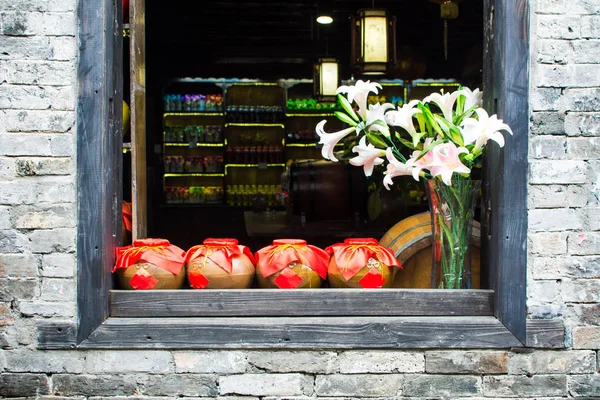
[316,3,334,25]
[429,0,462,60]
[313,58,339,102]
[351,7,397,75]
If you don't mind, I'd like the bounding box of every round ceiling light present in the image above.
[316,15,333,24]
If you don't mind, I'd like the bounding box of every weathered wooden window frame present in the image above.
[38,0,564,349]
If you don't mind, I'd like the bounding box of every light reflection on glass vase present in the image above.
[425,176,481,289]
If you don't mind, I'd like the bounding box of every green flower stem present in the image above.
[428,176,480,289]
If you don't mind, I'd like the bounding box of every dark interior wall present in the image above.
[145,0,484,82]
[139,0,483,249]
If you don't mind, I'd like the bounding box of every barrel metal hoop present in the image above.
[385,220,431,251]
[394,232,433,264]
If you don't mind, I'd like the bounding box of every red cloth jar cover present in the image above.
[184,238,256,289]
[255,239,329,288]
[112,238,186,290]
[122,202,133,232]
[121,201,133,245]
[325,238,402,288]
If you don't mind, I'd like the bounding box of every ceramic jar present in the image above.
[113,238,186,289]
[255,239,328,289]
[326,238,401,288]
[185,238,255,289]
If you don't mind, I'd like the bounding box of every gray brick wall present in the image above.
[528,0,600,356]
[0,0,599,398]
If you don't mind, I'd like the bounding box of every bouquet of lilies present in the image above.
[316,80,514,289]
[315,80,513,188]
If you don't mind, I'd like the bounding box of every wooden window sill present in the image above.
[38,289,564,350]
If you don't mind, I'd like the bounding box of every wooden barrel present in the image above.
[379,212,481,289]
[288,159,365,220]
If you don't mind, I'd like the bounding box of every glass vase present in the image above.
[425,176,481,289]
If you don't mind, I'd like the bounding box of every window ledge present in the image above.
[38,290,564,350]
[109,289,495,317]
[38,317,563,350]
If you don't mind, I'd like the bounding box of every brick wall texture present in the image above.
[1,0,599,398]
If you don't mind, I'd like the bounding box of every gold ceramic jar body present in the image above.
[257,261,323,289]
[117,261,186,290]
[187,254,255,289]
[328,257,393,288]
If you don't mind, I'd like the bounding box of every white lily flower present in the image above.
[349,136,386,177]
[383,147,415,189]
[316,120,355,162]
[404,137,437,181]
[460,108,513,152]
[337,80,382,120]
[459,87,483,111]
[385,100,422,146]
[429,142,471,186]
[364,103,395,136]
[423,90,462,123]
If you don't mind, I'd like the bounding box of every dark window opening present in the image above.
[130,1,486,274]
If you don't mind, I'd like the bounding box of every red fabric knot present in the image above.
[358,268,386,288]
[273,268,303,289]
[129,269,158,290]
[188,271,210,289]
[203,238,239,246]
[255,239,328,279]
[113,238,186,275]
[272,239,307,246]
[133,238,170,247]
[184,238,255,273]
[343,238,379,245]
[325,238,401,281]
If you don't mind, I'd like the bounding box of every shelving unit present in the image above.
[285,113,335,117]
[225,123,285,128]
[225,164,286,169]
[221,83,286,208]
[164,143,225,148]
[158,77,458,208]
[162,93,226,204]
[164,173,225,177]
[285,143,317,148]
[409,79,461,101]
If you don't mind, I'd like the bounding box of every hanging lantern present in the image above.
[313,58,339,102]
[429,0,462,60]
[351,9,397,75]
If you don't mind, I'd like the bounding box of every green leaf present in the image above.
[418,104,444,137]
[334,111,358,127]
[433,114,452,135]
[368,120,390,137]
[454,105,479,126]
[434,115,464,147]
[338,94,359,122]
[413,138,442,162]
[367,132,390,149]
[398,136,418,150]
[455,92,465,117]
[416,112,427,134]
[390,146,408,163]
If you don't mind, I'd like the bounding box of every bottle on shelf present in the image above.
[164,93,223,112]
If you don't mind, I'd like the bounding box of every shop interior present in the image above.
[122,0,484,255]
